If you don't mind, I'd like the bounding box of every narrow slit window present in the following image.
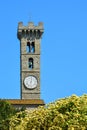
[28,58,33,69]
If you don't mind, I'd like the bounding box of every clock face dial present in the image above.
[24,76,37,89]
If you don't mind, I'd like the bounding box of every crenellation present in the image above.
[18,22,23,26]
[28,22,34,27]
[18,22,43,29]
[18,22,44,40]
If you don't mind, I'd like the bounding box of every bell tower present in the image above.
[17,22,44,99]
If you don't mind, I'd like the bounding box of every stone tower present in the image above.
[17,22,44,99]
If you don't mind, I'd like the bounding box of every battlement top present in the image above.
[18,22,44,30]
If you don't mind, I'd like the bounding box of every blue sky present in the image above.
[0,0,87,103]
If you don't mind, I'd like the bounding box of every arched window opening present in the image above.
[30,42,35,53]
[26,41,35,53]
[26,42,30,53]
[28,58,33,69]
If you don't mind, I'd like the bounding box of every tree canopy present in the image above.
[9,94,87,130]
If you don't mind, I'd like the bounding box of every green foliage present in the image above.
[9,94,87,130]
[1,95,87,129]
[0,100,15,119]
[0,100,19,130]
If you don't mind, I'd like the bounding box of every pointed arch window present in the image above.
[28,58,33,69]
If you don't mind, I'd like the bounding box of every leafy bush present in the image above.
[0,100,20,130]
[9,94,87,130]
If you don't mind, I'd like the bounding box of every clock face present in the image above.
[24,76,38,89]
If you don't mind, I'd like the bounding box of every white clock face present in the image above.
[24,76,37,89]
